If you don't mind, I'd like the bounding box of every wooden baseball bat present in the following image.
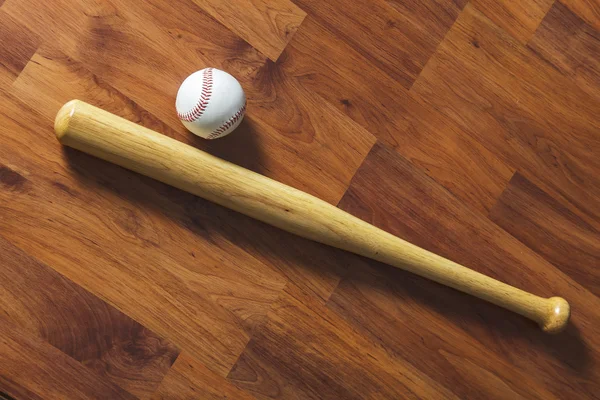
[54,100,570,333]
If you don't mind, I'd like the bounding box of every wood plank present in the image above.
[489,172,600,297]
[335,142,600,399]
[190,0,306,61]
[528,1,600,99]
[152,352,256,400]
[560,0,600,30]
[0,9,39,87]
[471,0,555,43]
[227,283,459,399]
[411,3,600,228]
[0,234,179,398]
[292,0,466,89]
[0,318,137,400]
[282,17,514,213]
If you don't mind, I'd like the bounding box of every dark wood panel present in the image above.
[412,3,600,228]
[190,0,306,61]
[560,0,600,30]
[282,17,514,213]
[228,283,458,399]
[471,0,554,43]
[489,173,600,297]
[152,352,256,400]
[0,9,39,87]
[328,270,557,399]
[335,142,600,398]
[528,2,600,98]
[292,0,466,89]
[0,319,138,400]
[0,234,179,398]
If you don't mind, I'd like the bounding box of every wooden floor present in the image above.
[1,0,599,398]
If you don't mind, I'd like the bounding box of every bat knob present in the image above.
[54,99,80,142]
[540,297,570,334]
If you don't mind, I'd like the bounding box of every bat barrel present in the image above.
[55,100,570,333]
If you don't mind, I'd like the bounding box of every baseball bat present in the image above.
[54,100,570,333]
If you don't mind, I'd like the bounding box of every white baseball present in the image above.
[176,68,246,139]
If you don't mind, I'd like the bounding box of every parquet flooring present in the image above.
[1,0,599,398]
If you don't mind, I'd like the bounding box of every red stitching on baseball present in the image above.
[177,68,213,122]
[207,103,246,139]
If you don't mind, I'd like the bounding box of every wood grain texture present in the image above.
[0,319,138,400]
[152,353,257,400]
[328,271,559,399]
[489,173,600,297]
[471,0,555,43]
[292,0,466,89]
[412,3,600,228]
[1,0,599,397]
[2,43,358,374]
[528,1,600,98]
[0,235,179,398]
[228,283,459,400]
[54,99,569,332]
[282,17,514,213]
[190,0,306,61]
[560,0,600,30]
[335,142,600,399]
[0,9,39,87]
[0,91,274,376]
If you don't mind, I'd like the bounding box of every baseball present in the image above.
[176,68,246,139]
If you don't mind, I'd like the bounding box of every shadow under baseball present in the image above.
[188,117,267,176]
